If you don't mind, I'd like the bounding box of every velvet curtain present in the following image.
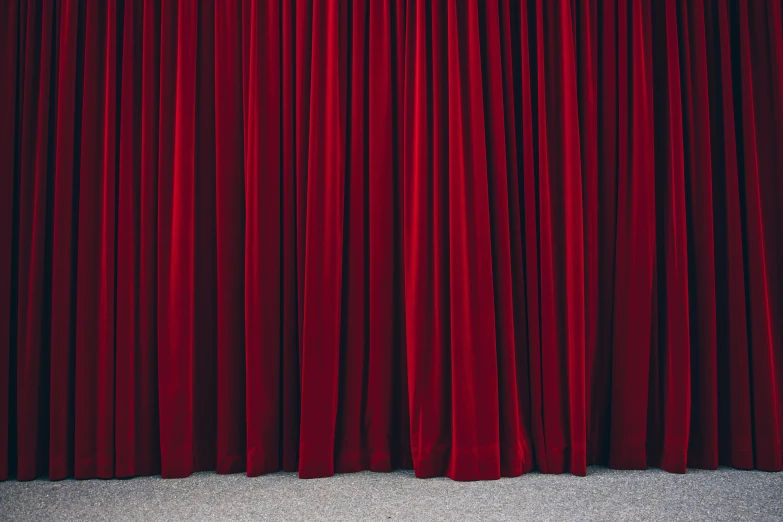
[2,0,783,482]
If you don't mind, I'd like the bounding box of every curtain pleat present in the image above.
[0,0,20,482]
[2,0,783,482]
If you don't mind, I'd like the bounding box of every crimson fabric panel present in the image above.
[1,0,782,481]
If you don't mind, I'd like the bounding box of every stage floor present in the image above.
[1,466,781,521]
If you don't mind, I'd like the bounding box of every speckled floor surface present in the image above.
[1,466,781,521]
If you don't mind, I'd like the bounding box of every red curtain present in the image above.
[2,0,783,482]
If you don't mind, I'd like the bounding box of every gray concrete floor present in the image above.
[1,466,782,521]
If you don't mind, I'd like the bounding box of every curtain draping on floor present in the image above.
[2,0,783,482]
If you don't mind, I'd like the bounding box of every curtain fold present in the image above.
[1,0,783,481]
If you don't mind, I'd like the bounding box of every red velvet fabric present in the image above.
[2,0,783,481]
